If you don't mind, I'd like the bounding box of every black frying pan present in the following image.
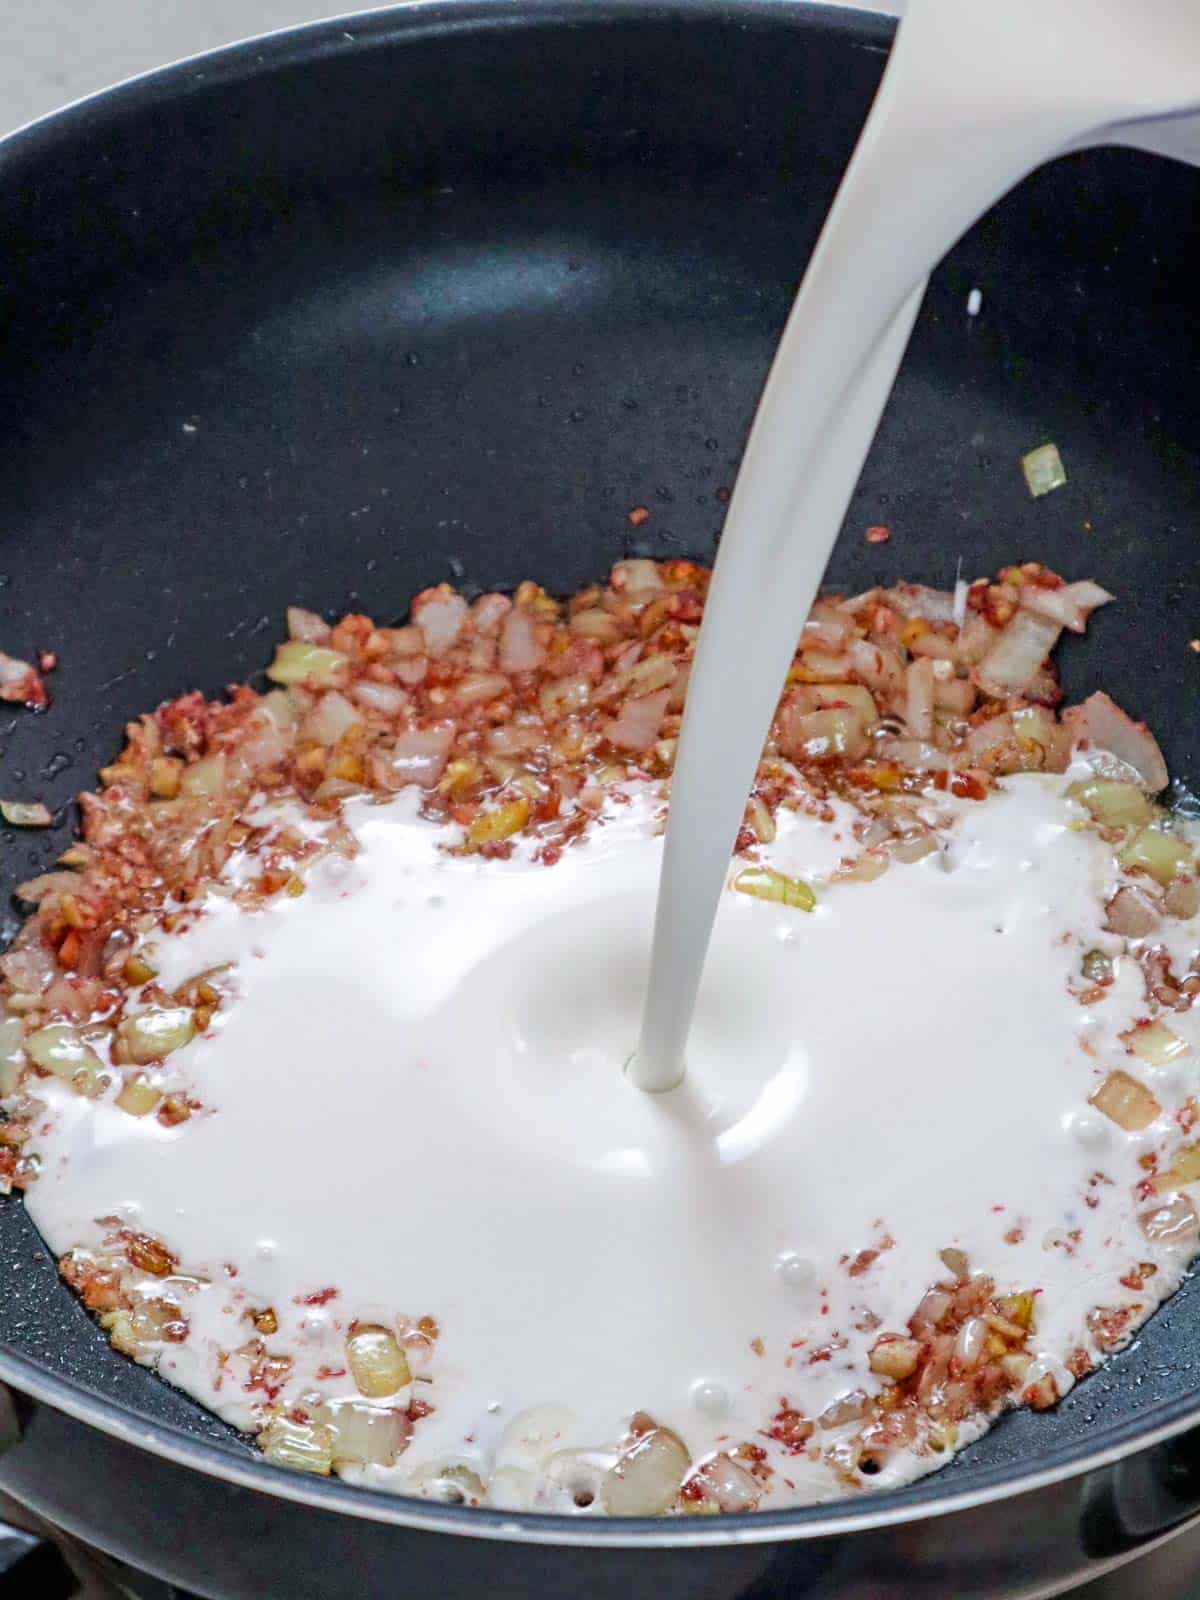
[0,4,1199,1596]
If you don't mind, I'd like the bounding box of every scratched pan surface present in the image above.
[0,0,1198,1539]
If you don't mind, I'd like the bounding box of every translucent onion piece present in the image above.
[0,801,52,828]
[455,672,510,709]
[905,658,935,741]
[0,1016,26,1096]
[466,797,530,849]
[789,683,879,728]
[412,586,469,657]
[732,867,816,912]
[601,1427,691,1517]
[539,675,591,720]
[1105,885,1161,939]
[818,1389,872,1429]
[1021,443,1067,497]
[868,1335,920,1381]
[975,611,1061,697]
[1122,1021,1190,1066]
[180,753,227,798]
[611,559,665,598]
[259,1416,334,1475]
[1089,1069,1160,1131]
[499,607,545,673]
[1065,778,1153,829]
[25,1023,105,1094]
[286,607,331,644]
[118,1007,195,1066]
[1062,693,1168,791]
[1153,1143,1200,1196]
[605,688,670,754]
[266,641,350,687]
[384,724,454,788]
[1165,876,1200,920]
[345,1324,411,1398]
[302,690,363,747]
[782,704,868,762]
[318,1399,412,1467]
[1140,1193,1200,1246]
[350,680,407,717]
[116,1076,164,1117]
[1118,828,1192,887]
[684,1452,762,1513]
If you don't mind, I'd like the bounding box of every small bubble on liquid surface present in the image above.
[690,1380,730,1417]
[777,1252,816,1292]
[1067,1111,1108,1150]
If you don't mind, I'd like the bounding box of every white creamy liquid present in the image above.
[635,0,1200,1090]
[23,773,1196,1507]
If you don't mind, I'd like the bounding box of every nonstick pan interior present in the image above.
[1,0,1199,1531]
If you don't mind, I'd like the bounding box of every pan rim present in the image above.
[2,0,1199,1548]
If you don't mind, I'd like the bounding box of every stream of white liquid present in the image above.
[633,0,1200,1091]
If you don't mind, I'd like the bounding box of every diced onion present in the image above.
[1105,885,1161,939]
[789,683,878,728]
[0,1017,26,1096]
[684,1452,762,1512]
[260,1416,334,1475]
[302,690,363,747]
[1140,1193,1200,1246]
[611,559,665,599]
[286,607,331,644]
[605,688,670,754]
[1089,1069,1160,1131]
[780,705,868,762]
[381,724,454,788]
[1021,443,1067,498]
[116,1075,164,1117]
[26,1023,105,1094]
[181,753,227,798]
[869,1335,920,1381]
[1121,1020,1190,1066]
[412,586,468,657]
[732,867,815,911]
[349,680,407,716]
[318,1399,412,1467]
[818,1390,872,1430]
[267,641,350,687]
[1020,580,1112,634]
[1066,778,1153,828]
[1062,693,1168,792]
[345,1324,412,1398]
[0,801,52,828]
[1153,1143,1200,1195]
[975,611,1061,696]
[602,1426,690,1516]
[117,1008,195,1066]
[455,672,510,708]
[539,675,591,720]
[1118,827,1192,887]
[904,658,935,741]
[466,797,530,848]
[499,607,545,673]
